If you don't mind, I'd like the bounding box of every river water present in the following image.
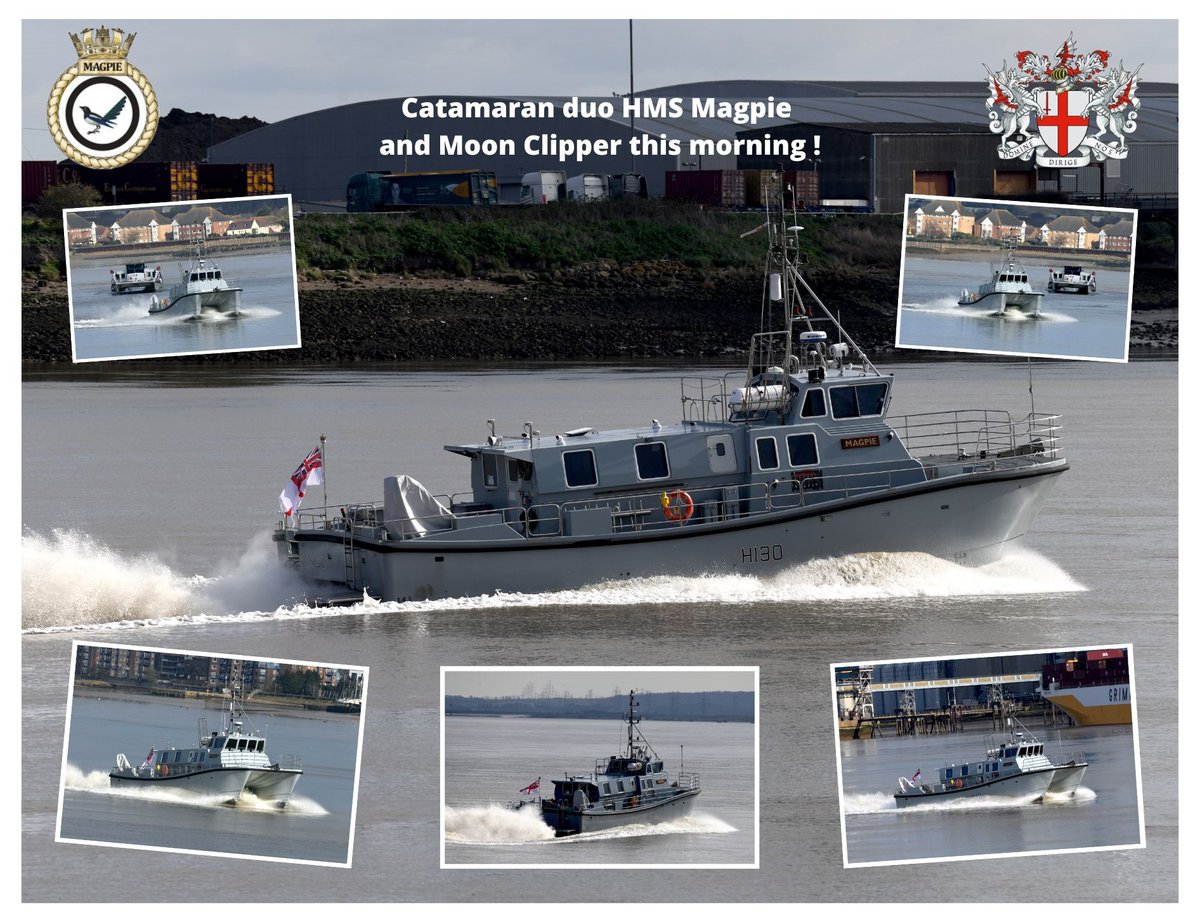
[21,359,1177,901]
[67,249,301,362]
[897,253,1133,361]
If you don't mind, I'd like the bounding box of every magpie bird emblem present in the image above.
[80,97,128,135]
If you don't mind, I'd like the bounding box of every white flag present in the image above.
[280,446,323,516]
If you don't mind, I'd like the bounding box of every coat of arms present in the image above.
[985,34,1141,167]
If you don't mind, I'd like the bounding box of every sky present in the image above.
[444,668,757,698]
[21,17,1179,161]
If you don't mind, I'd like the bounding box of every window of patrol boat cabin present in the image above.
[801,388,826,418]
[635,442,670,480]
[756,436,779,470]
[830,382,888,420]
[563,449,598,488]
[482,452,500,489]
[787,433,819,467]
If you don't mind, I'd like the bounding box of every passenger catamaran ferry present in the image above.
[536,691,700,836]
[109,691,303,806]
[275,191,1067,603]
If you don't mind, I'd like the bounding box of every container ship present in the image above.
[1040,648,1132,726]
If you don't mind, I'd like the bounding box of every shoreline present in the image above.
[72,682,362,718]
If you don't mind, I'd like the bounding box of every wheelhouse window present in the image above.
[829,382,888,420]
[801,388,826,418]
[482,452,500,489]
[756,437,779,470]
[563,449,598,488]
[634,442,670,480]
[786,433,819,467]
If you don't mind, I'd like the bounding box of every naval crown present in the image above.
[70,26,135,59]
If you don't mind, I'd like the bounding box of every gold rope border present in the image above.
[46,64,159,169]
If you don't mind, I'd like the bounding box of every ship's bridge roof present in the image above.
[444,419,729,456]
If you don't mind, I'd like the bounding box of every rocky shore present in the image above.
[22,261,1177,367]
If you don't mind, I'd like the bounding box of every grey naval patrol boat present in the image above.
[110,262,163,294]
[894,719,1087,807]
[149,244,242,320]
[275,192,1067,603]
[957,238,1045,317]
[538,691,700,836]
[109,691,303,805]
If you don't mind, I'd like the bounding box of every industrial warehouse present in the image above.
[202,79,1177,210]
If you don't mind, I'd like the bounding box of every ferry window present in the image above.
[258,740,265,751]
[482,452,500,489]
[830,383,888,419]
[563,450,598,488]
[173,751,182,763]
[960,766,969,777]
[787,433,819,467]
[944,769,952,780]
[635,442,670,480]
[603,783,611,795]
[756,437,779,470]
[215,271,221,279]
[801,389,826,418]
[715,443,726,457]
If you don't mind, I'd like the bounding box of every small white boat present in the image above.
[895,719,1086,807]
[958,239,1044,317]
[1047,265,1098,294]
[110,262,163,294]
[149,244,243,320]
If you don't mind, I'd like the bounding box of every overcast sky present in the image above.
[444,668,756,698]
[22,18,1178,161]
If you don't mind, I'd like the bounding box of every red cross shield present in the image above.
[1036,90,1090,156]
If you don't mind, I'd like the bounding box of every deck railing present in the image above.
[286,410,1063,542]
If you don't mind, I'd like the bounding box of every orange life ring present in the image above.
[660,490,694,522]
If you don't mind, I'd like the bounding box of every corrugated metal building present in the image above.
[206,80,1177,211]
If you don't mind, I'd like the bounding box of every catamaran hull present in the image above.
[108,767,251,801]
[280,464,1066,603]
[1046,762,1088,796]
[149,288,243,320]
[245,768,303,804]
[542,789,698,835]
[960,290,1044,317]
[895,767,1055,806]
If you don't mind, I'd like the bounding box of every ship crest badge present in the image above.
[47,25,159,169]
[984,33,1142,167]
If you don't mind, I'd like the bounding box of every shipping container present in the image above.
[22,161,57,208]
[56,160,200,205]
[198,162,276,199]
[664,170,746,208]
[346,170,499,210]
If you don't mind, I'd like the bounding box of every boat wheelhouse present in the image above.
[149,245,242,320]
[958,239,1045,316]
[275,187,1067,604]
[538,691,700,836]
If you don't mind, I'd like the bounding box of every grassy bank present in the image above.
[293,200,903,278]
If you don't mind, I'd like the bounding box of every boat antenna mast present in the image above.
[623,689,658,761]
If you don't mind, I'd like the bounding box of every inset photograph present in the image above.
[442,667,757,868]
[57,642,366,867]
[833,646,1142,867]
[64,193,300,362]
[896,195,1136,361]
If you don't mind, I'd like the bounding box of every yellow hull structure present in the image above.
[1042,685,1132,726]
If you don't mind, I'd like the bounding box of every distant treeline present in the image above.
[445,690,754,723]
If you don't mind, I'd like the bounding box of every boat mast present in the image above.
[625,690,639,758]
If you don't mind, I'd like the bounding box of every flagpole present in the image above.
[320,433,328,521]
